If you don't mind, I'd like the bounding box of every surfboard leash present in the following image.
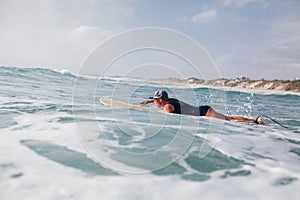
[256,115,289,129]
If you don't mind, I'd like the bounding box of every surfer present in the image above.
[140,90,265,125]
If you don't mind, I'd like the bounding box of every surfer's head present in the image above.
[152,90,168,108]
[153,90,169,100]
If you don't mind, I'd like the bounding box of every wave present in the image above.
[0,66,88,81]
[1,66,300,99]
[60,69,77,78]
[1,64,300,199]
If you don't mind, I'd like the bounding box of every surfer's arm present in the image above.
[140,99,154,104]
[163,104,174,113]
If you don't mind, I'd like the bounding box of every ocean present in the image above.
[1,66,300,200]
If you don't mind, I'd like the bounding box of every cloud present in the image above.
[191,9,217,23]
[178,9,217,24]
[221,0,267,7]
[257,37,300,77]
[108,1,135,18]
[0,0,130,71]
[253,25,300,79]
[268,17,300,39]
[261,16,300,65]
[268,39,300,62]
[70,26,114,41]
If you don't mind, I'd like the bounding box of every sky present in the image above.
[0,0,300,79]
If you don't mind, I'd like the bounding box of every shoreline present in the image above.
[189,83,300,96]
[154,77,300,96]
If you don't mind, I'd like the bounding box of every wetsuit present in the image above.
[165,98,210,116]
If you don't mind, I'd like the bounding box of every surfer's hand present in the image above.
[140,100,149,104]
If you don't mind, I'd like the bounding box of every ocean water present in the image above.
[1,66,300,200]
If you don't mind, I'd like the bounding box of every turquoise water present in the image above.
[1,66,300,200]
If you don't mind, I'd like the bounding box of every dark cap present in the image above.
[153,90,169,99]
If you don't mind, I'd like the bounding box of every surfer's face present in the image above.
[154,98,166,108]
[154,98,163,108]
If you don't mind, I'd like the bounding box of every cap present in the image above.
[153,90,169,99]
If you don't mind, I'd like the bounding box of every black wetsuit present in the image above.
[165,98,210,116]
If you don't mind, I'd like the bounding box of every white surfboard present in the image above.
[99,98,162,113]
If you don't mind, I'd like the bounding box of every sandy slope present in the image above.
[158,77,300,96]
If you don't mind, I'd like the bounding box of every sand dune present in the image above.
[160,77,300,95]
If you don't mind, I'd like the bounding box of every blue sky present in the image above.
[0,0,299,79]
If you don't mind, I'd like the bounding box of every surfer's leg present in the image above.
[226,115,255,123]
[205,108,226,120]
[227,116,265,124]
[205,108,265,124]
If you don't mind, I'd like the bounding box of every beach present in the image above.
[157,77,300,96]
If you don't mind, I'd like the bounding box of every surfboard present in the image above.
[99,98,162,112]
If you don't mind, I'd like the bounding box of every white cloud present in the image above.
[191,9,217,23]
[0,0,129,71]
[178,9,217,24]
[70,26,113,40]
[221,0,267,7]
